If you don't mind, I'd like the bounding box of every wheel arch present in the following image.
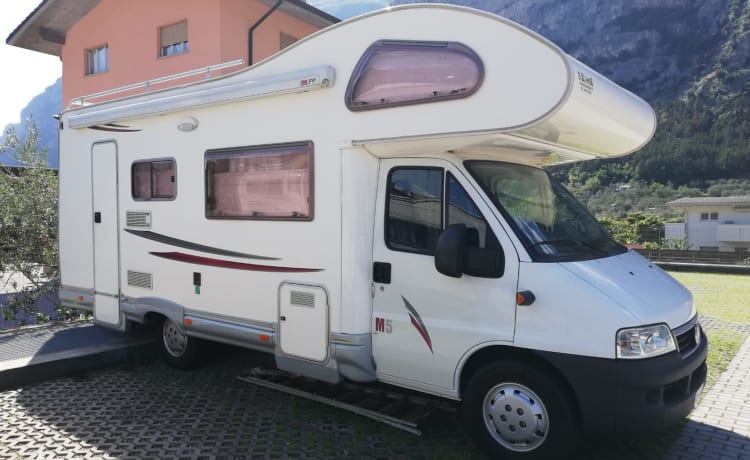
[456,345,582,424]
[122,296,185,327]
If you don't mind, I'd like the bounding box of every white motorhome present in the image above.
[58,4,706,458]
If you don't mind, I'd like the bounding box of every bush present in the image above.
[0,119,83,327]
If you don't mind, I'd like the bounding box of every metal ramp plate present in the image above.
[237,367,454,435]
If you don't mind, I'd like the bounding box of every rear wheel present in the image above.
[463,361,580,459]
[159,317,202,369]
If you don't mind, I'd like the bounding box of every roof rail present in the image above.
[67,58,245,109]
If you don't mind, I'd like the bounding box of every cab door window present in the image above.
[446,173,500,250]
[386,168,443,254]
[385,167,500,256]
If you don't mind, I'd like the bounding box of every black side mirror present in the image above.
[435,224,505,279]
[435,224,466,277]
[464,246,504,278]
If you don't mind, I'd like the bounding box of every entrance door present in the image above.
[372,158,519,392]
[92,142,121,327]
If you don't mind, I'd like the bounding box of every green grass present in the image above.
[670,271,749,390]
[670,271,750,325]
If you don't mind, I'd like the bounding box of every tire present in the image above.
[463,361,580,459]
[159,317,202,369]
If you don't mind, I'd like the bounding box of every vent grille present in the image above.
[126,211,151,228]
[127,270,153,289]
[675,325,698,356]
[290,291,315,307]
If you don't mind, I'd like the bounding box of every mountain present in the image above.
[391,0,750,196]
[391,0,745,103]
[0,78,61,168]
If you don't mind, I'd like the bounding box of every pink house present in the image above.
[7,0,338,107]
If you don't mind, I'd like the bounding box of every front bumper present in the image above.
[537,326,707,436]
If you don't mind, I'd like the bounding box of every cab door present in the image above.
[372,158,519,392]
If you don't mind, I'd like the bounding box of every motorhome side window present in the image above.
[132,159,176,200]
[205,142,313,220]
[345,40,483,111]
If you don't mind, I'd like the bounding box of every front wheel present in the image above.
[159,317,202,369]
[463,361,580,459]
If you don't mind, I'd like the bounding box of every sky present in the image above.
[0,0,390,131]
[0,1,61,129]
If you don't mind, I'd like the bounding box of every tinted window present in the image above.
[132,159,176,200]
[346,40,483,111]
[386,168,443,253]
[447,173,499,250]
[205,142,312,220]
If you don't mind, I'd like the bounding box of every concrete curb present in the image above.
[0,321,156,391]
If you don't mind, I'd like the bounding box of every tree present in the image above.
[0,118,70,326]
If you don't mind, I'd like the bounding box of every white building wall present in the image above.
[685,205,750,252]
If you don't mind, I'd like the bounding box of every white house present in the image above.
[667,196,750,253]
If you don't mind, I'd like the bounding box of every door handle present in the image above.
[373,262,391,284]
[94,212,102,223]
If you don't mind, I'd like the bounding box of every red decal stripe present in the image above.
[150,252,322,272]
[409,314,434,354]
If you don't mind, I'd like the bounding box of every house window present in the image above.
[205,142,313,220]
[132,159,176,200]
[346,40,484,111]
[700,212,719,221]
[86,45,109,75]
[280,32,297,50]
[160,21,188,57]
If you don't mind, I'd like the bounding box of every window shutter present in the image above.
[160,21,187,47]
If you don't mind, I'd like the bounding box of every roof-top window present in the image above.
[345,40,483,112]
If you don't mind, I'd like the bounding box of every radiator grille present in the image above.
[290,291,315,307]
[675,324,698,356]
[127,270,153,289]
[126,211,151,228]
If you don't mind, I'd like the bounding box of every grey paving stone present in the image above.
[666,335,750,460]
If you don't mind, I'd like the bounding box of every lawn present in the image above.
[670,271,749,389]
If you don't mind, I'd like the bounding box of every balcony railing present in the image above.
[67,58,245,109]
[718,224,750,243]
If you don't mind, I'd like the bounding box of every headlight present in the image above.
[617,324,676,359]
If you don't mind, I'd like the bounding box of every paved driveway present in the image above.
[0,344,738,460]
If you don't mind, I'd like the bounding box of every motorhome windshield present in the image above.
[466,161,626,262]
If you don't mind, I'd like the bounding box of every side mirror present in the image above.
[464,246,504,278]
[435,224,505,279]
[435,224,466,277]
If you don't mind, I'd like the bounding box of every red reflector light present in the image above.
[184,318,193,325]
[260,334,270,342]
[77,295,84,302]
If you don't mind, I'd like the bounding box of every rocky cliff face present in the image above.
[392,0,748,103]
[0,78,61,168]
